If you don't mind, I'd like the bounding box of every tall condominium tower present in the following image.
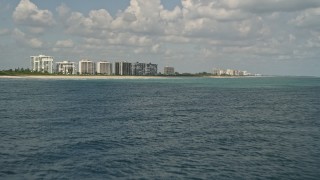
[146,63,158,75]
[30,54,54,73]
[56,61,77,75]
[213,68,225,76]
[164,66,175,75]
[132,62,146,76]
[115,61,132,75]
[79,60,95,75]
[132,62,158,76]
[97,61,112,75]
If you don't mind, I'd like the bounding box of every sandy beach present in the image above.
[0,75,173,80]
[0,75,260,79]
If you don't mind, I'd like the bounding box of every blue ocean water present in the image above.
[0,77,319,179]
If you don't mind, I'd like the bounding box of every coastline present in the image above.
[0,75,263,80]
[0,75,170,80]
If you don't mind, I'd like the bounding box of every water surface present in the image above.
[0,77,319,179]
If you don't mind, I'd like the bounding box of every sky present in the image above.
[0,0,320,76]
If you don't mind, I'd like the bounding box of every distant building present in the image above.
[132,62,158,76]
[226,69,234,76]
[30,54,54,73]
[164,66,175,75]
[56,61,77,75]
[79,60,95,75]
[132,62,146,76]
[213,68,252,76]
[115,61,132,75]
[97,61,112,75]
[146,63,158,75]
[234,70,240,76]
[240,71,250,76]
[213,68,224,76]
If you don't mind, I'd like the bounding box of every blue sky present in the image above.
[1,0,320,76]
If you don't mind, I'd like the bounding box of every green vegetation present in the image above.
[158,72,213,77]
[194,72,213,76]
[0,68,215,77]
[0,68,50,76]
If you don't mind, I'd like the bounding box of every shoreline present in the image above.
[0,75,264,80]
[0,75,170,80]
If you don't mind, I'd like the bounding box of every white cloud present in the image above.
[55,39,74,48]
[160,6,182,21]
[13,0,55,27]
[58,0,287,54]
[89,9,113,28]
[290,8,320,29]
[12,28,43,48]
[61,0,255,41]
[56,3,70,17]
[27,27,45,34]
[181,1,248,21]
[65,9,113,36]
[151,44,161,53]
[107,33,152,46]
[289,34,296,42]
[134,48,145,54]
[223,0,320,13]
[28,38,43,48]
[161,35,190,43]
[306,38,320,48]
[111,0,164,34]
[57,0,272,58]
[0,28,10,36]
[237,20,252,36]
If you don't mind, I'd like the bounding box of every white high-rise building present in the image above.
[79,60,95,75]
[30,55,54,73]
[241,71,250,76]
[226,69,234,76]
[97,61,112,75]
[56,61,77,75]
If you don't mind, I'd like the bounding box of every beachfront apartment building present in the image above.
[29,56,158,76]
[97,61,112,75]
[132,62,158,76]
[213,68,251,76]
[145,63,158,75]
[226,69,234,76]
[115,61,132,75]
[79,60,95,75]
[239,71,250,76]
[213,69,225,76]
[164,66,175,75]
[132,62,146,76]
[56,61,77,75]
[30,54,54,73]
